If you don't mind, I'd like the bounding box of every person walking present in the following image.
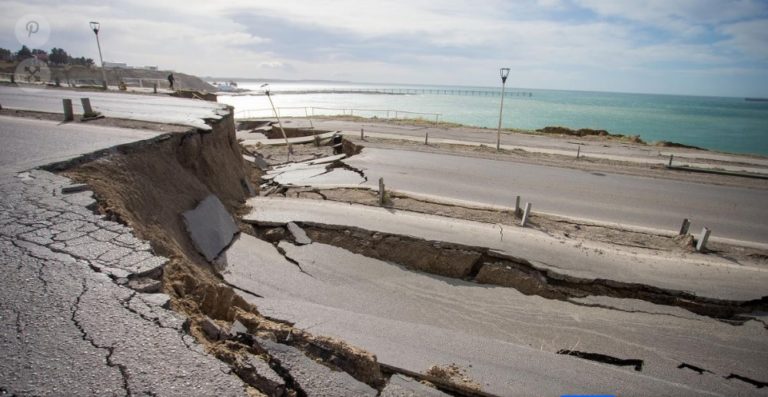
[167,73,175,90]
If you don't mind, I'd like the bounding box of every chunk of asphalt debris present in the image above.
[127,277,162,293]
[252,155,270,171]
[231,320,248,335]
[139,293,171,309]
[61,184,90,194]
[181,195,239,262]
[257,337,377,396]
[381,374,451,397]
[263,227,287,243]
[287,222,312,245]
[200,316,232,341]
[236,353,286,396]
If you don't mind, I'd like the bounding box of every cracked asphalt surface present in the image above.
[1,117,246,396]
[222,233,768,396]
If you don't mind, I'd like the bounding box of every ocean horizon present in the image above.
[218,81,768,156]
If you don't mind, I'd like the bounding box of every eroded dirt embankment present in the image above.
[62,113,390,396]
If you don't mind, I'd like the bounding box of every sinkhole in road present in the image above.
[252,222,768,322]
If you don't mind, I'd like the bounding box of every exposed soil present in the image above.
[60,114,389,395]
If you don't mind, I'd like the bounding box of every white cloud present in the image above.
[0,0,766,95]
[718,19,768,60]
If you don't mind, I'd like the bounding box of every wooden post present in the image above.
[521,202,532,227]
[378,177,386,206]
[361,128,364,140]
[696,227,711,252]
[576,145,580,159]
[62,99,74,122]
[425,132,429,145]
[679,218,691,235]
[668,154,674,167]
[153,82,157,94]
[514,196,521,218]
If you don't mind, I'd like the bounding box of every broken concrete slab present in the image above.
[127,277,163,293]
[287,222,312,245]
[241,131,336,147]
[301,153,346,165]
[231,320,248,335]
[235,354,286,396]
[256,337,378,396]
[61,183,90,194]
[381,374,450,397]
[242,197,768,301]
[243,153,270,171]
[182,195,239,262]
[138,292,171,309]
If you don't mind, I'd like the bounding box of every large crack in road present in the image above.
[253,222,768,322]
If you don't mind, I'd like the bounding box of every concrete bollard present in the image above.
[514,195,521,218]
[378,177,386,206]
[81,98,95,116]
[679,218,691,235]
[425,132,429,145]
[521,202,532,227]
[696,227,711,252]
[62,99,74,121]
[668,154,674,167]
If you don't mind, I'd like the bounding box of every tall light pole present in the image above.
[496,67,510,151]
[261,83,293,159]
[89,21,108,90]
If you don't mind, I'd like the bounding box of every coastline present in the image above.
[275,114,768,160]
[219,86,768,157]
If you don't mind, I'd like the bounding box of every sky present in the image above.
[2,0,768,97]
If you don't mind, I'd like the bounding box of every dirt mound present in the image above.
[654,140,706,150]
[537,126,645,144]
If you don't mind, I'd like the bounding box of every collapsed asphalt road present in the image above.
[0,116,247,395]
[220,229,768,396]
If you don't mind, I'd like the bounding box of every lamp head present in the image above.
[500,67,510,84]
[89,21,100,35]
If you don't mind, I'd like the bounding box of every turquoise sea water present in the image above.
[219,82,768,156]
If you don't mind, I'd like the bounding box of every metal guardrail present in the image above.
[234,106,442,123]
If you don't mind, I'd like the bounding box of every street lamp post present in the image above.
[89,21,108,90]
[261,83,293,160]
[496,67,510,151]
